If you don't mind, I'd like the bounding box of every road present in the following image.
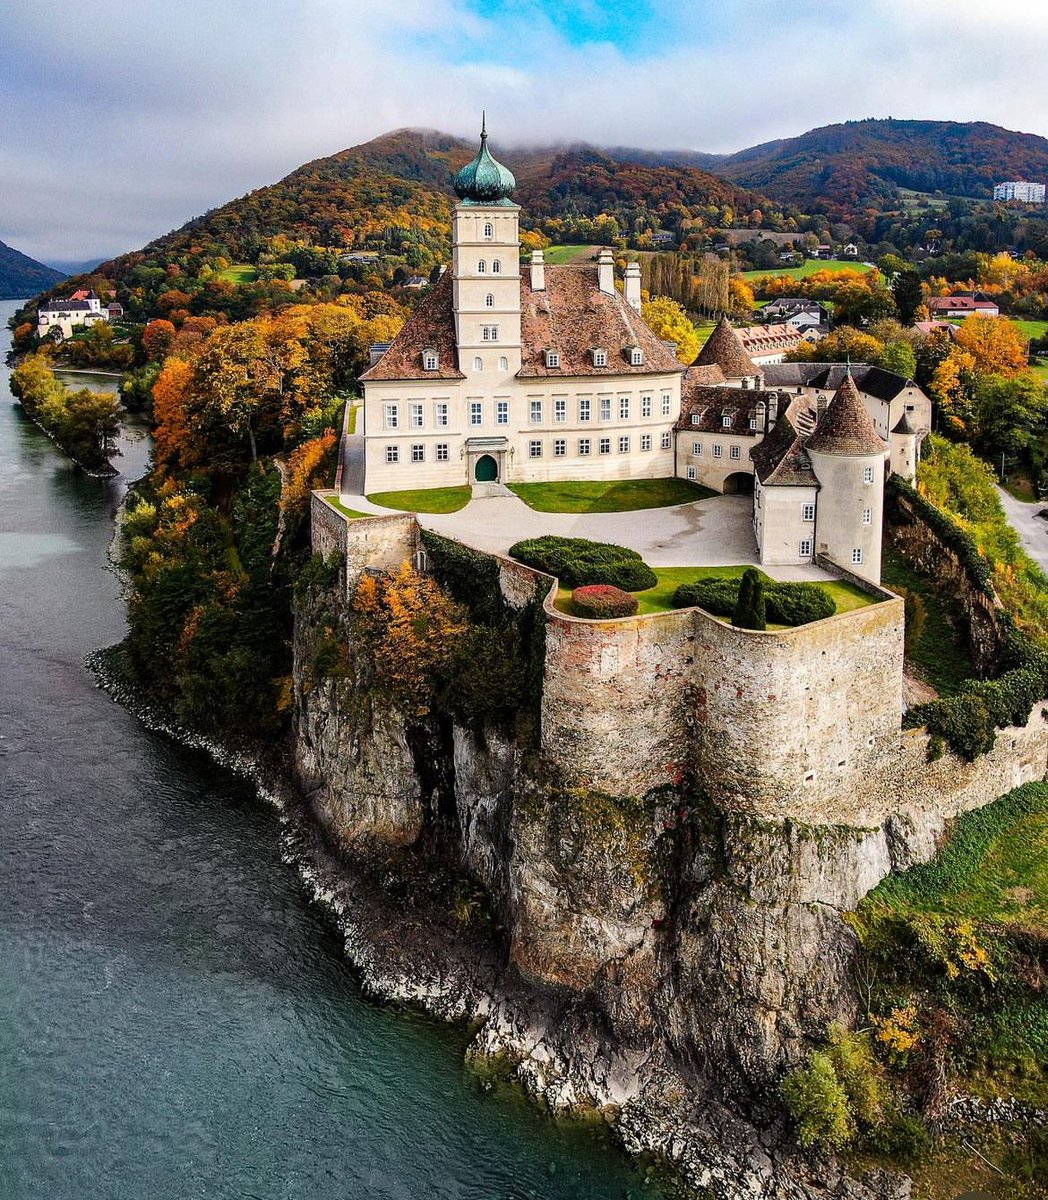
[997,484,1048,573]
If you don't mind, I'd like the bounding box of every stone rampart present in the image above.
[310,492,419,592]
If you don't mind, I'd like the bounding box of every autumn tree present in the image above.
[642,296,700,364]
[143,319,176,361]
[955,316,1030,378]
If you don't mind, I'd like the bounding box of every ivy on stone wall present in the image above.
[886,475,994,596]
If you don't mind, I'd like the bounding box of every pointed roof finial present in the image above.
[481,110,487,141]
[845,353,852,378]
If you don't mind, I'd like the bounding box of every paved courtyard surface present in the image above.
[341,485,834,582]
[997,484,1048,573]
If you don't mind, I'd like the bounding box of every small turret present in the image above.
[889,410,918,483]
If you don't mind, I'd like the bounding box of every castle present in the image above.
[359,126,932,587]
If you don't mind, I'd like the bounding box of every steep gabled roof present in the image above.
[750,403,817,487]
[676,385,783,435]
[805,371,887,457]
[691,315,758,379]
[360,271,465,381]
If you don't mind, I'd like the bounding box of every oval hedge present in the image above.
[509,535,658,592]
[571,584,639,619]
[673,576,836,627]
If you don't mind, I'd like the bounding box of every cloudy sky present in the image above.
[2,0,1047,264]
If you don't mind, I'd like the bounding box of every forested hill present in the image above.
[0,239,64,300]
[711,119,1048,214]
[15,129,775,326]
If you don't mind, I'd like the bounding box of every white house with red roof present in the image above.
[36,288,111,340]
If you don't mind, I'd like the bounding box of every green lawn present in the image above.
[541,244,596,264]
[367,486,472,513]
[216,263,258,284]
[508,477,716,513]
[555,564,875,618]
[347,404,358,434]
[1013,318,1048,342]
[742,258,873,282]
[323,496,369,519]
[1033,362,1048,383]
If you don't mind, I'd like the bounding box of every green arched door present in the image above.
[475,454,498,482]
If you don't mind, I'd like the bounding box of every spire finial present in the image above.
[481,110,487,142]
[845,353,852,378]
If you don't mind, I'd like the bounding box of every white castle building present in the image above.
[36,289,110,340]
[360,127,929,587]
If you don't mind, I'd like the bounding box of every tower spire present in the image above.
[481,110,487,141]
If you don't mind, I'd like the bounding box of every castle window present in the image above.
[478,260,486,273]
[496,400,509,425]
[384,403,399,430]
[712,444,723,459]
[852,548,864,564]
[749,417,758,431]
[470,401,483,426]
[485,294,495,308]
[693,442,702,455]
[722,415,732,428]
[661,431,672,449]
[554,438,566,457]
[592,348,608,368]
[863,466,874,483]
[499,356,508,372]
[482,325,499,341]
[630,347,644,366]
[483,222,493,239]
[410,403,424,428]
[529,440,542,458]
[600,396,612,421]
[800,538,813,557]
[691,414,700,426]
[435,402,449,427]
[579,397,591,422]
[385,445,400,464]
[436,443,450,462]
[492,260,502,274]
[579,438,591,455]
[423,350,439,370]
[619,436,630,453]
[473,356,483,372]
[687,466,697,481]
[545,350,560,368]
[802,503,815,521]
[730,445,741,460]
[619,397,630,420]
[411,444,425,463]
[530,399,543,424]
[599,437,611,455]
[863,507,872,526]
[554,398,566,422]
[641,433,652,451]
[661,393,671,417]
[641,395,652,417]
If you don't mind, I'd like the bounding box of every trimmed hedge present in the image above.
[887,474,993,596]
[509,535,658,592]
[674,576,836,627]
[571,584,639,619]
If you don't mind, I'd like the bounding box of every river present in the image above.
[0,299,657,1200]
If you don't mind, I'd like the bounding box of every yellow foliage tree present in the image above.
[955,315,1030,378]
[641,296,700,364]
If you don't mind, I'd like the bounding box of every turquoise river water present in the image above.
[0,299,660,1199]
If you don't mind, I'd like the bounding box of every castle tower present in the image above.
[889,410,918,484]
[451,118,522,375]
[805,368,888,586]
[691,315,763,387]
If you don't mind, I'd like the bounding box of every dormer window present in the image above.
[483,222,493,239]
[423,349,439,371]
[629,347,644,366]
[691,413,700,426]
[545,350,561,369]
[592,348,608,368]
[722,414,732,428]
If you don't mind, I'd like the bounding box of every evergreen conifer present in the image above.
[733,568,767,630]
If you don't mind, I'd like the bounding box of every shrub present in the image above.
[571,584,639,619]
[509,535,657,592]
[733,568,766,630]
[781,1050,855,1150]
[674,576,836,627]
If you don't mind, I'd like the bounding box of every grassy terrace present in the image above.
[508,477,716,512]
[367,486,471,513]
[742,258,873,282]
[216,263,258,284]
[554,565,876,618]
[540,244,596,264]
[323,496,369,519]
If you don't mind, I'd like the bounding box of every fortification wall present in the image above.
[310,492,419,591]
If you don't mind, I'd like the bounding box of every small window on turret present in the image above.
[478,260,487,273]
[492,260,502,274]
[483,222,493,239]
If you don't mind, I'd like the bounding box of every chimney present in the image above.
[767,393,779,429]
[816,391,828,424]
[624,261,642,312]
[530,248,545,292]
[597,248,615,295]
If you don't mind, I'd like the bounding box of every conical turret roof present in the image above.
[891,410,917,436]
[453,117,516,206]
[805,369,886,457]
[692,315,758,379]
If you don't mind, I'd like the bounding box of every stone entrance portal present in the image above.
[475,454,498,483]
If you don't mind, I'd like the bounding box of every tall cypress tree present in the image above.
[733,568,767,630]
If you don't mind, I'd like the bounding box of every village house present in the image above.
[926,294,1000,318]
[735,323,820,365]
[757,298,830,328]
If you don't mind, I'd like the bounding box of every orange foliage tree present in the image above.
[954,316,1030,378]
[280,431,338,518]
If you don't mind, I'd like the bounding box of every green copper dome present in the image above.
[453,118,516,206]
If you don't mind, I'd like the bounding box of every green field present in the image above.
[554,563,874,617]
[367,486,472,513]
[217,263,258,284]
[742,258,873,283]
[323,495,368,519]
[541,244,596,264]
[508,477,716,513]
[1013,318,1048,342]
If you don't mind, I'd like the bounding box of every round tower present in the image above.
[804,368,888,586]
[889,410,918,484]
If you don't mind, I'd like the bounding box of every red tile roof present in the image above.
[805,371,887,457]
[692,316,759,378]
[360,271,465,381]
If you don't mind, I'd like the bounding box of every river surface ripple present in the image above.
[0,299,657,1200]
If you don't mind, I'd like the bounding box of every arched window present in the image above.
[499,356,508,372]
[485,293,495,307]
[491,260,501,274]
[478,260,486,273]
[483,222,493,239]
[473,356,483,372]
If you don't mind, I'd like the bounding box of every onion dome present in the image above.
[806,369,886,457]
[692,315,758,378]
[453,116,516,206]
